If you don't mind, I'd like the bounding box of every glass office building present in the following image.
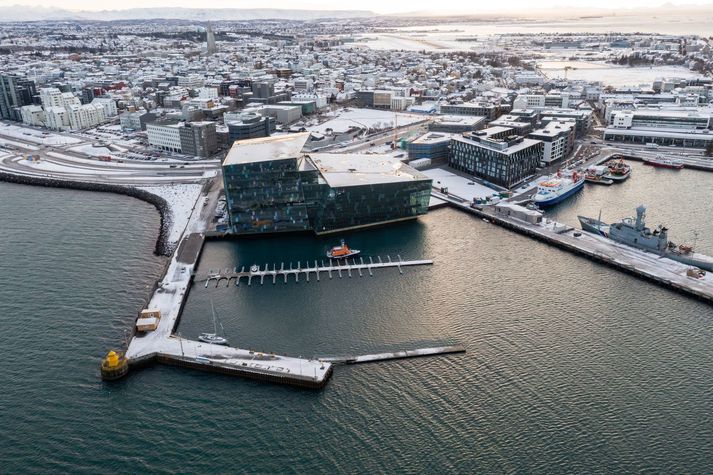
[222,134,432,235]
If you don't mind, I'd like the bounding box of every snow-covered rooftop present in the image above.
[308,153,430,188]
[223,132,310,166]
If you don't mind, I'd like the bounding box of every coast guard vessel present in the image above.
[578,205,713,272]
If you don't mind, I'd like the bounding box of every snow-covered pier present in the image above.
[200,255,434,287]
[320,345,466,364]
[440,195,713,304]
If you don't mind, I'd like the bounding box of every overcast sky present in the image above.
[3,0,713,13]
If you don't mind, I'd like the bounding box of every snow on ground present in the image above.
[136,184,203,245]
[0,123,82,145]
[69,144,122,159]
[423,168,501,201]
[308,108,426,135]
[0,137,40,150]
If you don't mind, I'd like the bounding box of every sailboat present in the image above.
[199,301,228,345]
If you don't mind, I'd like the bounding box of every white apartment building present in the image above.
[91,98,118,117]
[177,75,204,88]
[20,105,45,126]
[146,122,182,152]
[293,78,314,92]
[198,87,219,99]
[45,107,71,130]
[67,103,106,130]
[40,87,64,108]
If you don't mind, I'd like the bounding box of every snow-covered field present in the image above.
[308,108,426,135]
[136,184,203,245]
[69,144,124,159]
[0,124,82,145]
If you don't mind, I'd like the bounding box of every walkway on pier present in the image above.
[320,345,466,365]
[200,255,433,287]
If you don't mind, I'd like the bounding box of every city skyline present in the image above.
[2,0,713,14]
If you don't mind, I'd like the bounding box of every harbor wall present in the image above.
[127,352,332,389]
[445,200,713,305]
[0,171,173,256]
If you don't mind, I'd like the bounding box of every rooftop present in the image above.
[223,132,310,166]
[308,153,430,188]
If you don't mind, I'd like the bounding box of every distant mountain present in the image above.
[0,5,376,22]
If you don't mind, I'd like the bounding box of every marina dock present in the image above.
[107,186,448,389]
[200,255,433,287]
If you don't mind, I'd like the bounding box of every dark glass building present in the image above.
[449,132,543,188]
[222,134,432,235]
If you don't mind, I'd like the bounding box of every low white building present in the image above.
[391,96,415,111]
[20,105,45,126]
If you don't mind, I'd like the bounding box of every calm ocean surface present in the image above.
[1,162,713,472]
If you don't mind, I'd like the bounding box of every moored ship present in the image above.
[585,166,614,186]
[578,205,713,272]
[605,159,632,182]
[533,170,585,207]
[644,156,684,169]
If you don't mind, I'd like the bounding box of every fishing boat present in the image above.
[644,156,684,169]
[585,166,614,185]
[605,159,632,182]
[199,301,228,345]
[533,170,585,207]
[327,240,360,259]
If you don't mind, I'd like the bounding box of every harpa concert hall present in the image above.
[222,133,432,235]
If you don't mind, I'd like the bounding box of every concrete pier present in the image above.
[437,193,713,304]
[321,345,466,364]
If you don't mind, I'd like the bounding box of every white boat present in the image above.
[199,301,228,345]
[533,170,585,207]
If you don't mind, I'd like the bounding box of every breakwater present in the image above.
[0,171,173,256]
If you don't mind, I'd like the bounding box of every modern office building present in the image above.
[528,121,575,165]
[539,109,592,137]
[449,131,543,188]
[603,127,713,148]
[0,74,37,121]
[440,102,498,120]
[222,133,432,235]
[408,132,452,160]
[225,113,276,143]
[179,121,218,158]
[147,120,218,157]
[428,115,486,133]
[489,115,534,135]
[609,110,711,130]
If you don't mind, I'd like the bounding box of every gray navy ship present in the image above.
[578,205,713,272]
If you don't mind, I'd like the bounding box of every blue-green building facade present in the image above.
[222,134,432,235]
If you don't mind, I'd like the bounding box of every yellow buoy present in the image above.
[100,350,129,380]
